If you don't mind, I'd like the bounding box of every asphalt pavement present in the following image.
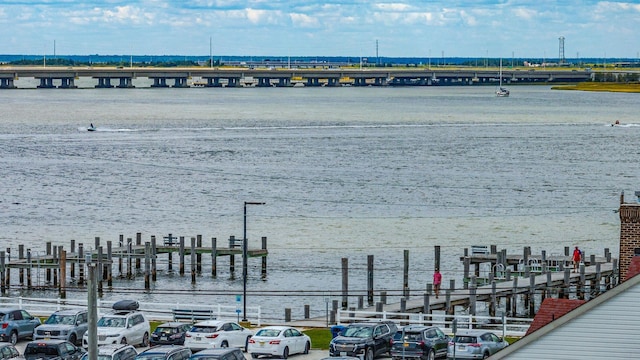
[13,340,339,360]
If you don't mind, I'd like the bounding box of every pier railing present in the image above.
[336,309,532,337]
[0,296,262,326]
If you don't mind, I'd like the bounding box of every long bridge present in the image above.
[0,66,593,89]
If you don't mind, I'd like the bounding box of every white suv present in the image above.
[183,320,253,352]
[82,310,150,348]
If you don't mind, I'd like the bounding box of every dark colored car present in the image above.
[188,348,245,360]
[0,343,21,360]
[150,322,192,346]
[34,309,88,345]
[0,308,41,345]
[390,326,449,360]
[329,321,398,360]
[135,345,191,360]
[79,344,138,360]
[23,340,85,360]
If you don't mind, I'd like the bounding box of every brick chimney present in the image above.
[618,191,640,281]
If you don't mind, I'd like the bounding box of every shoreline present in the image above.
[552,82,640,93]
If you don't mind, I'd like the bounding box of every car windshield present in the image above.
[136,355,168,360]
[98,317,126,328]
[190,326,218,333]
[83,353,123,360]
[45,314,76,325]
[154,327,178,334]
[343,326,373,338]
[24,346,59,356]
[255,329,281,337]
[453,336,477,344]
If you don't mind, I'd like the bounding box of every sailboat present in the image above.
[496,58,510,97]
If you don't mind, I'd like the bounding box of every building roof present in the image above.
[489,258,640,359]
[524,298,585,336]
[624,256,640,281]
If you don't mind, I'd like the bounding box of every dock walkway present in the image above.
[291,259,615,329]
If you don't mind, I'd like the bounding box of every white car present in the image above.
[183,320,253,352]
[247,326,311,359]
[82,311,150,348]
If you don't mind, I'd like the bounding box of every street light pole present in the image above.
[243,201,265,322]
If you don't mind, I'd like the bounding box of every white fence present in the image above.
[0,297,262,326]
[336,309,532,337]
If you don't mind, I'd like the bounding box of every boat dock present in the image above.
[0,233,269,296]
[289,245,617,328]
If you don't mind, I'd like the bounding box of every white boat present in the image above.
[496,59,509,97]
[87,124,96,132]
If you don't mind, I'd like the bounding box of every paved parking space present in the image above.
[13,340,336,360]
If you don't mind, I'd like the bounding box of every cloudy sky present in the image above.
[1,0,639,58]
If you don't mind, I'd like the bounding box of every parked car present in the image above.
[0,308,41,345]
[81,302,150,348]
[135,345,191,360]
[183,320,253,352]
[247,325,311,359]
[80,344,138,360]
[0,343,21,360]
[34,309,88,345]
[189,348,245,360]
[446,330,508,359]
[390,325,449,360]
[329,321,398,360]
[23,339,85,360]
[150,322,192,346]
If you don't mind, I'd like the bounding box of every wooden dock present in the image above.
[290,245,618,327]
[0,233,269,296]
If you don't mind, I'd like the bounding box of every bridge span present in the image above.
[0,66,593,89]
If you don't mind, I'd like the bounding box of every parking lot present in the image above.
[13,340,336,360]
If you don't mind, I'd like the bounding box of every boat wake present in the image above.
[78,127,136,132]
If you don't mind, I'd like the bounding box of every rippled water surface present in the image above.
[1,85,638,321]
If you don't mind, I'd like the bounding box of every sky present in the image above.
[1,0,639,58]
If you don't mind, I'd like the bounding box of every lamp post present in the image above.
[243,201,265,322]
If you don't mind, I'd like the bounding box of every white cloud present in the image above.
[290,13,319,27]
[512,7,538,20]
[102,6,154,24]
[374,3,413,12]
[245,8,283,24]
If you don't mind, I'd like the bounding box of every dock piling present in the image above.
[367,255,374,306]
[341,257,348,309]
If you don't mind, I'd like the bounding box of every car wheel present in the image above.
[303,342,310,354]
[69,333,77,346]
[9,331,18,345]
[251,354,259,359]
[282,347,289,359]
[365,348,374,360]
[221,340,229,348]
[142,332,149,347]
[120,337,127,344]
[426,349,435,360]
[482,352,490,359]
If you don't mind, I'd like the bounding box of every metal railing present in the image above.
[0,296,262,326]
[336,309,532,337]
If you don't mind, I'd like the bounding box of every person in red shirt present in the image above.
[433,268,442,298]
[572,246,582,273]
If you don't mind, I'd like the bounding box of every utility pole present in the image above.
[87,255,98,360]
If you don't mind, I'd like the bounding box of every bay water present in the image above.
[1,85,638,321]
